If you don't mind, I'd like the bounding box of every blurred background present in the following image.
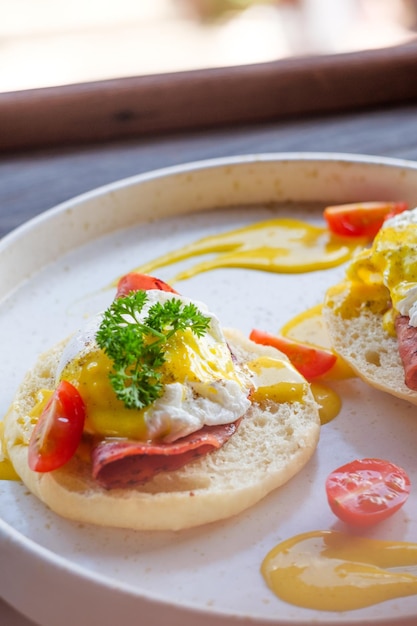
[1,0,417,93]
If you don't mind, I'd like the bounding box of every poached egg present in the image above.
[57,290,252,443]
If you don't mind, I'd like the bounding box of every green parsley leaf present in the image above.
[95,290,211,409]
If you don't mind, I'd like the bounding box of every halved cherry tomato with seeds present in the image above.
[116,273,177,298]
[249,329,337,381]
[324,201,408,239]
[325,458,411,527]
[28,380,86,472]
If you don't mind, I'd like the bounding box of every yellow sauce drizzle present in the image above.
[0,421,20,481]
[261,530,417,611]
[310,382,341,425]
[278,304,357,424]
[132,218,363,282]
[247,356,307,404]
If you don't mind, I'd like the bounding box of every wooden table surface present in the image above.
[2,101,417,241]
[1,44,417,625]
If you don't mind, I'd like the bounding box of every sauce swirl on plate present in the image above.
[133,218,363,281]
[261,530,417,611]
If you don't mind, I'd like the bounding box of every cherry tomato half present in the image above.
[324,201,408,239]
[325,458,411,527]
[249,329,337,381]
[28,380,86,472]
[116,273,178,298]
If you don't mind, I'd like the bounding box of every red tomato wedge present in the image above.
[323,201,408,238]
[28,380,86,472]
[325,458,411,527]
[116,272,177,297]
[249,329,337,380]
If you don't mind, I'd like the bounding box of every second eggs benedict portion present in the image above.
[323,207,417,401]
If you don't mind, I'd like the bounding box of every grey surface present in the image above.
[0,599,39,626]
[1,104,417,239]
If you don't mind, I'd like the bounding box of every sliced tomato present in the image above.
[28,380,86,472]
[249,329,337,380]
[116,273,177,298]
[324,201,408,238]
[325,458,411,527]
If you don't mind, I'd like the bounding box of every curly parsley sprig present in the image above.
[95,290,211,409]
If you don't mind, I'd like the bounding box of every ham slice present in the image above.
[92,420,241,489]
[395,315,417,391]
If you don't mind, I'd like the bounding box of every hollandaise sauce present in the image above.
[278,303,357,424]
[247,356,308,404]
[0,420,20,481]
[132,218,364,282]
[310,382,341,425]
[261,530,417,612]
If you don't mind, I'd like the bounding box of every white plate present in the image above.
[1,153,417,626]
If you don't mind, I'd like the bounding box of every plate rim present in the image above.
[2,150,417,249]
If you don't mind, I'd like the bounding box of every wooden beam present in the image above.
[1,42,417,151]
